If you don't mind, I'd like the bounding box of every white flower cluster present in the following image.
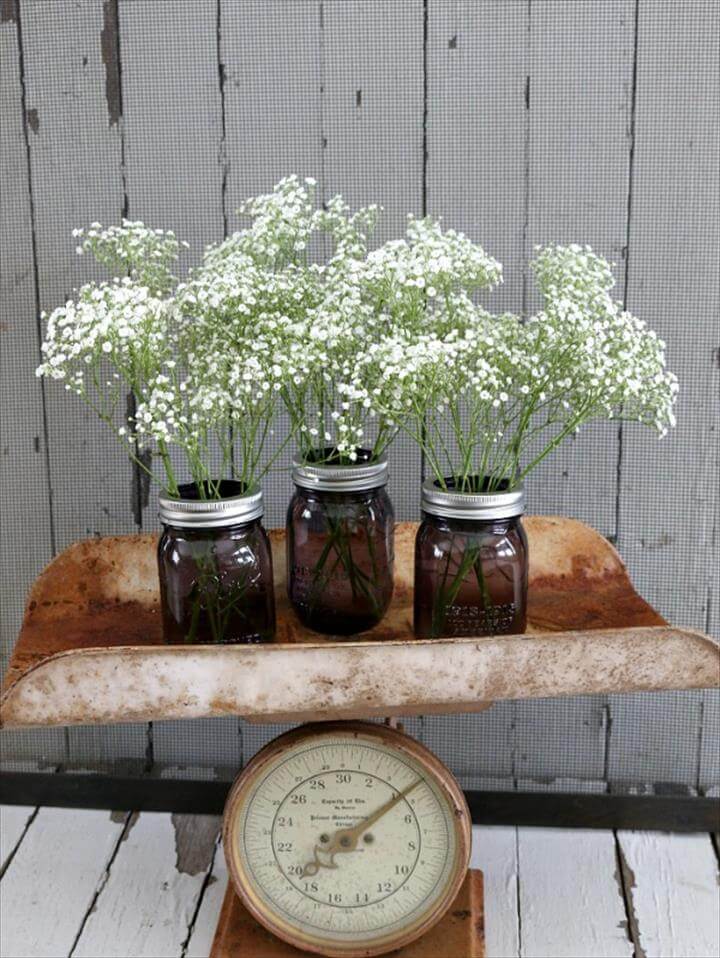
[361,216,502,332]
[350,244,678,490]
[36,279,171,413]
[177,177,389,464]
[37,182,678,498]
[73,220,187,295]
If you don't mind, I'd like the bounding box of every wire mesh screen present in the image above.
[1,0,718,799]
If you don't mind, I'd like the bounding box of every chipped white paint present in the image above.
[517,828,633,958]
[617,831,720,958]
[1,0,718,791]
[2,626,717,729]
[15,0,147,774]
[0,0,67,771]
[0,805,35,873]
[184,841,229,958]
[18,0,132,547]
[471,826,520,958]
[73,812,211,958]
[3,807,720,958]
[0,807,127,958]
[515,777,608,794]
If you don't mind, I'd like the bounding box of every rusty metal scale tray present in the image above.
[1,518,717,729]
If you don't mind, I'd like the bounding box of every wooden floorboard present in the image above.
[470,825,520,958]
[184,846,229,958]
[1,807,719,958]
[516,827,634,958]
[0,807,128,958]
[71,812,219,958]
[0,804,36,876]
[616,831,720,958]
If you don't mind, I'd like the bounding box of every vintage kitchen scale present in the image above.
[2,519,718,958]
[217,720,478,957]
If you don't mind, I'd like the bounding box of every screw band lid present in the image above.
[292,453,388,493]
[159,481,263,528]
[421,479,525,520]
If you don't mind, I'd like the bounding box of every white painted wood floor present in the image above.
[0,806,718,958]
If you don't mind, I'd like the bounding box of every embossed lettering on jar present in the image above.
[414,479,528,639]
[158,481,275,645]
[287,450,394,636]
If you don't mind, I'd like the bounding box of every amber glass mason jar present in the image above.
[414,479,528,639]
[287,450,394,635]
[158,481,275,645]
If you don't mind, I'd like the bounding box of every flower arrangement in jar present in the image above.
[350,243,678,638]
[36,220,296,645]
[36,177,678,646]
[228,180,504,636]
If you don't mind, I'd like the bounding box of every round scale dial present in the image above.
[223,722,470,957]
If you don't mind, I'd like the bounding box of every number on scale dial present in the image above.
[223,722,470,958]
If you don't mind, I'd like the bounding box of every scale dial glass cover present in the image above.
[223,722,471,957]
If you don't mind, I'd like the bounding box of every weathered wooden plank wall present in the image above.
[1,0,718,793]
[0,0,65,768]
[612,0,720,792]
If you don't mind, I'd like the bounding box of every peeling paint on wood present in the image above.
[171,813,220,876]
[615,834,646,958]
[0,0,17,25]
[0,807,127,958]
[185,849,228,958]
[3,809,718,958]
[184,832,228,958]
[616,831,720,958]
[469,826,519,958]
[518,828,633,957]
[1,0,718,789]
[19,0,134,549]
[0,0,66,769]
[72,811,211,958]
[100,0,122,126]
[0,804,35,876]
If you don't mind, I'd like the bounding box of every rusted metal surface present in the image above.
[1,623,717,728]
[1,519,717,729]
[210,869,485,958]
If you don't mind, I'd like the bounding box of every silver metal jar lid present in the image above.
[158,487,264,528]
[292,456,389,493]
[421,480,525,520]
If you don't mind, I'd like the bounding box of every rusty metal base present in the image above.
[2,519,717,729]
[209,870,484,958]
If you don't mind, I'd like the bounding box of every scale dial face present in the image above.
[223,722,471,957]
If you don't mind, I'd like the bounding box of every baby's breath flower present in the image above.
[74,220,184,295]
[353,245,677,491]
[36,190,677,499]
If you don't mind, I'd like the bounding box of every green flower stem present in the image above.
[184,543,254,644]
[430,535,491,638]
[306,510,383,618]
